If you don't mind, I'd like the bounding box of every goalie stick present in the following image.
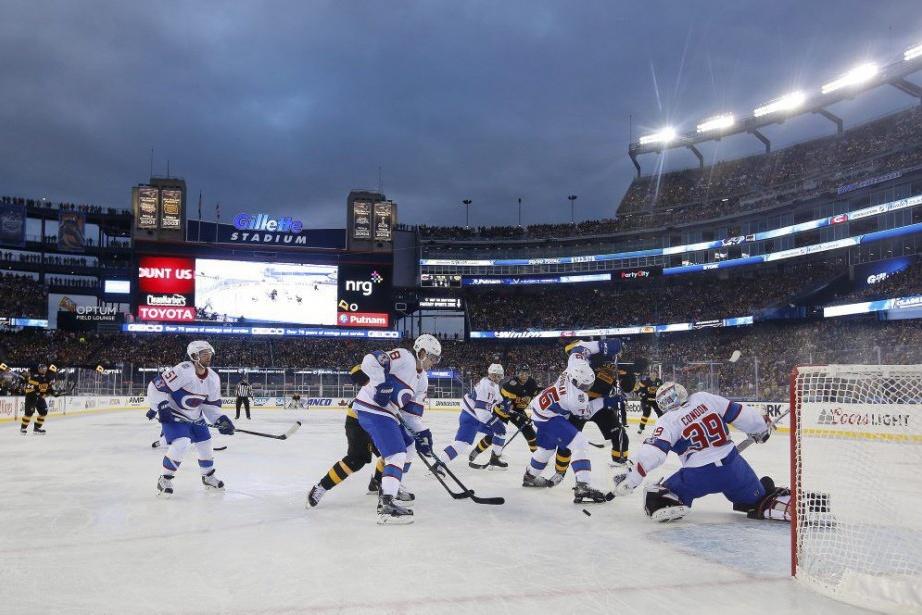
[209,420,302,440]
[737,408,790,452]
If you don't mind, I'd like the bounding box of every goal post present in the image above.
[790,365,922,614]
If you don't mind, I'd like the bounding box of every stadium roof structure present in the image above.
[629,42,922,176]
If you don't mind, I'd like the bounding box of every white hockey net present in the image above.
[791,365,922,614]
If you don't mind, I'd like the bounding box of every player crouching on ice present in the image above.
[436,363,509,471]
[612,382,791,522]
[147,340,235,497]
[522,360,610,504]
[352,334,440,525]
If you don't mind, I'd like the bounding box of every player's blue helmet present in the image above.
[656,382,688,412]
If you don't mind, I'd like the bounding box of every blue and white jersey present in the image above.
[462,377,502,424]
[354,348,428,432]
[622,391,771,489]
[148,361,223,424]
[527,374,591,424]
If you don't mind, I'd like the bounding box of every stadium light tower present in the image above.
[462,199,472,227]
[567,194,578,224]
[821,63,878,94]
[517,197,523,226]
[753,91,806,118]
[638,127,677,146]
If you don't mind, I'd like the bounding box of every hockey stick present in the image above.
[469,425,522,469]
[393,414,505,505]
[208,420,302,440]
[737,409,790,453]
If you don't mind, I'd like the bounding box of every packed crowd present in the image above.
[0,195,129,217]
[0,273,46,318]
[417,106,922,242]
[828,258,922,305]
[466,261,844,331]
[1,317,919,402]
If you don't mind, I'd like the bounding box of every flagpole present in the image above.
[197,191,203,242]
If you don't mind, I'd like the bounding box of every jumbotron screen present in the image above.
[135,256,390,327]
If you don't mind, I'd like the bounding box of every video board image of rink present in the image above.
[195,259,338,325]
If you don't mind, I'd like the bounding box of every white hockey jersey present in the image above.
[354,348,429,432]
[148,361,223,424]
[623,391,770,488]
[462,377,503,424]
[528,373,591,423]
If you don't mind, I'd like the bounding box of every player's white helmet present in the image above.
[187,340,216,365]
[413,334,442,364]
[487,363,504,381]
[656,382,688,412]
[566,361,596,392]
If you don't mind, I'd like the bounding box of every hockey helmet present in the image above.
[413,334,442,364]
[566,361,596,392]
[656,382,688,412]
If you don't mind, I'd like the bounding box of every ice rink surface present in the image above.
[1,409,874,615]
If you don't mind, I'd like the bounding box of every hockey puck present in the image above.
[582,509,592,517]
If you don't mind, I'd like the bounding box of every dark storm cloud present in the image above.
[0,0,920,228]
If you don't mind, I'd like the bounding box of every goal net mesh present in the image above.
[791,365,922,613]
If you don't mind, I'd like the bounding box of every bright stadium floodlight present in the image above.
[638,127,677,146]
[696,113,735,133]
[906,43,922,62]
[821,62,878,94]
[753,91,806,118]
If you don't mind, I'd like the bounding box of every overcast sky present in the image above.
[1,1,921,228]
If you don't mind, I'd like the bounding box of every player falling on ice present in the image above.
[351,334,440,524]
[148,340,235,497]
[522,358,610,504]
[612,382,792,522]
[435,363,509,471]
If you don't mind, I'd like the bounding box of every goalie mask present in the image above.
[656,381,688,412]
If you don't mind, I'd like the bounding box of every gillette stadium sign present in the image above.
[228,213,308,245]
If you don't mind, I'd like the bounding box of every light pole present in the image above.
[568,194,578,224]
[517,197,523,226]
[462,199,472,228]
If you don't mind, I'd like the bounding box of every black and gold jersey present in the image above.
[24,371,55,397]
[346,364,370,419]
[638,376,662,401]
[500,376,540,411]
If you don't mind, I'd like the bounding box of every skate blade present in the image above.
[487,465,509,471]
[157,489,173,498]
[377,514,414,525]
[395,498,415,508]
[203,484,225,491]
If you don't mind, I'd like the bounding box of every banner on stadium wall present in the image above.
[469,315,753,339]
[57,211,86,252]
[122,323,400,339]
[420,193,922,268]
[823,294,922,318]
[0,202,26,247]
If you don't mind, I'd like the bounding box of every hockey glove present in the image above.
[214,415,235,435]
[373,383,395,407]
[156,400,174,423]
[599,338,622,360]
[145,408,157,421]
[414,429,434,456]
[749,416,775,444]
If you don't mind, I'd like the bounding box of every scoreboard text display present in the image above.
[336,263,392,328]
[136,256,196,321]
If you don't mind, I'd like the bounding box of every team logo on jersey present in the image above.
[179,393,207,410]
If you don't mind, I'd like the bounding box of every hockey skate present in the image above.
[486,452,508,471]
[33,427,46,435]
[157,475,174,497]
[19,427,28,436]
[522,470,553,488]
[367,476,381,495]
[306,484,326,508]
[396,484,416,507]
[468,447,483,463]
[151,440,161,448]
[201,469,225,491]
[573,482,613,504]
[548,472,566,487]
[377,494,414,525]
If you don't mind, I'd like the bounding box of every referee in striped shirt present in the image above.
[235,379,253,419]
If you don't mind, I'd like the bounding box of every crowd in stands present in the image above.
[1,316,919,402]
[417,106,922,242]
[828,258,922,305]
[0,273,46,318]
[466,261,843,331]
[0,195,129,217]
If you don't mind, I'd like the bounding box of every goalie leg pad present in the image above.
[644,484,690,522]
